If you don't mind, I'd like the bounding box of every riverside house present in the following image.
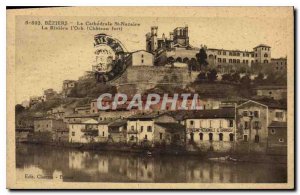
[69,119,99,143]
[126,112,185,146]
[185,108,236,152]
[108,120,127,144]
[236,99,287,154]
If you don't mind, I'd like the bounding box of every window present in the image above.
[229,120,234,127]
[229,133,234,142]
[254,111,259,118]
[209,133,213,141]
[141,59,144,63]
[102,132,105,136]
[159,133,163,140]
[219,133,223,141]
[243,134,248,142]
[275,112,284,119]
[254,135,260,143]
[141,126,144,132]
[254,121,261,129]
[271,129,276,134]
[130,135,134,141]
[218,58,221,62]
[264,53,268,57]
[190,120,194,126]
[147,126,152,132]
[72,132,75,136]
[141,54,144,58]
[244,121,250,129]
[223,51,226,55]
[279,138,284,143]
[199,133,203,141]
[223,58,226,63]
[144,135,148,140]
[243,111,248,116]
[190,133,194,142]
[131,126,134,131]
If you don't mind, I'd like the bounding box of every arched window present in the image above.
[229,133,234,142]
[255,135,260,143]
[219,133,223,141]
[199,133,203,141]
[264,53,268,57]
[209,133,213,141]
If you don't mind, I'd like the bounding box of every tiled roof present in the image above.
[65,113,99,118]
[255,85,287,90]
[183,108,235,119]
[155,122,185,133]
[238,99,287,110]
[253,44,271,49]
[109,120,127,127]
[127,112,168,120]
[269,121,287,128]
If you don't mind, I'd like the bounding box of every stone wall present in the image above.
[109,66,197,94]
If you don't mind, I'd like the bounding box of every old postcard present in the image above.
[7,7,294,189]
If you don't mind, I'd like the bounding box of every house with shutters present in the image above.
[184,108,236,152]
[126,112,185,146]
[236,99,287,153]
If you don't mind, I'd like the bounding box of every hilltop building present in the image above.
[146,26,273,73]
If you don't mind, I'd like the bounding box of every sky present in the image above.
[15,14,290,104]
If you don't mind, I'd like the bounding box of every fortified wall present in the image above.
[109,66,198,94]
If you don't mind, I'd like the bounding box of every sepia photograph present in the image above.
[6,6,294,189]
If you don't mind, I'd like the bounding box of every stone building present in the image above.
[236,100,287,153]
[43,88,58,101]
[62,80,76,98]
[185,108,236,152]
[271,57,287,72]
[126,112,184,146]
[254,85,287,100]
[267,121,287,155]
[69,119,99,143]
[29,96,44,107]
[146,26,273,73]
[126,50,154,67]
[108,120,127,144]
[74,105,91,114]
[64,113,99,123]
[34,118,67,133]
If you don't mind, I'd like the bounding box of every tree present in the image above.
[197,72,207,82]
[240,74,251,87]
[231,72,240,83]
[221,73,232,82]
[15,104,25,114]
[207,69,218,82]
[254,72,265,86]
[196,47,208,70]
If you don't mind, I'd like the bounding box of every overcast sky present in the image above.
[15,14,290,104]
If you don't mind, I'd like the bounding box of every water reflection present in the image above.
[16,144,287,183]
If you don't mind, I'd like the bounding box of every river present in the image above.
[16,144,287,183]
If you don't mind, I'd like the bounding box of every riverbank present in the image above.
[17,141,287,164]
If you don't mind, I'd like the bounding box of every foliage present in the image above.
[196,47,208,70]
[207,69,218,82]
[15,104,25,114]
